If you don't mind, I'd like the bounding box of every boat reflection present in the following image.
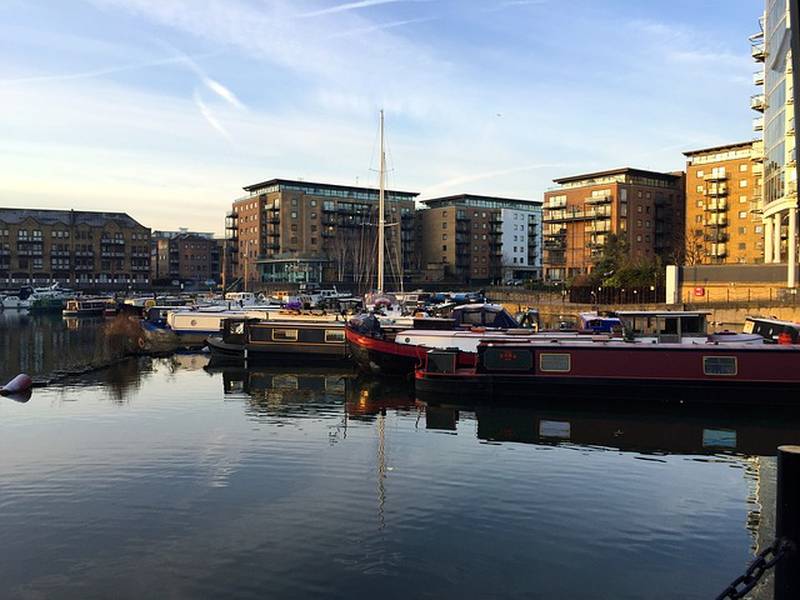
[418,400,800,457]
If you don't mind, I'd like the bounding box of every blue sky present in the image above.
[0,0,761,234]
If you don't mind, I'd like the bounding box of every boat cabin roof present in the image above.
[745,316,800,327]
[615,311,711,318]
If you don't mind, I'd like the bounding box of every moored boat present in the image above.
[743,316,800,343]
[346,303,527,375]
[415,340,800,404]
[63,297,115,317]
[207,317,348,363]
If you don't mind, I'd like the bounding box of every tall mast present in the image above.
[377,109,386,293]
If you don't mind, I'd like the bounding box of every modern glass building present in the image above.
[753,0,797,285]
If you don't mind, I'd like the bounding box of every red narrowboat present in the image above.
[415,340,800,405]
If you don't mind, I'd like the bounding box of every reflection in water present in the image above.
[4,335,800,598]
[0,312,108,382]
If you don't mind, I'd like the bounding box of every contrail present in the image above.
[327,16,438,39]
[0,53,216,86]
[299,0,429,18]
[193,89,233,142]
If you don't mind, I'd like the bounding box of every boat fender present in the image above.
[470,326,486,333]
[779,331,793,345]
[0,373,33,396]
[137,336,146,350]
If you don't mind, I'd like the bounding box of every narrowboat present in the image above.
[415,340,800,404]
[207,317,348,363]
[63,297,115,317]
[346,303,524,375]
[743,316,800,343]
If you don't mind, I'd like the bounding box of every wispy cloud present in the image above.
[298,0,428,18]
[327,16,438,39]
[420,163,566,197]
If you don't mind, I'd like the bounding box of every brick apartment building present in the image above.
[0,208,151,288]
[683,142,765,264]
[542,168,685,282]
[151,230,222,285]
[227,179,418,287]
[418,194,542,283]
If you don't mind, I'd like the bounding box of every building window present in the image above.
[739,180,748,188]
[637,205,643,213]
[442,234,448,240]
[636,235,642,242]
[738,226,747,234]
[739,195,748,204]
[755,225,763,233]
[310,200,317,207]
[645,220,651,228]
[739,164,748,172]
[738,211,747,219]
[738,242,746,250]
[696,200,704,208]
[697,170,704,177]
[695,215,703,223]
[442,222,447,229]
[291,211,297,219]
[442,245,447,251]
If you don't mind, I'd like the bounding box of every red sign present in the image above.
[693,287,705,297]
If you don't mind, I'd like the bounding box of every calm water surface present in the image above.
[0,315,796,599]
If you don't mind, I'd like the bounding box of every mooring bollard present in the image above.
[775,445,800,600]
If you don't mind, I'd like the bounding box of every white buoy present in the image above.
[0,373,33,396]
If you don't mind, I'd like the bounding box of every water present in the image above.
[0,316,796,599]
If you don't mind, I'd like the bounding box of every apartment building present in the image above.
[419,194,543,283]
[151,230,221,285]
[683,142,764,265]
[228,179,418,287]
[751,2,798,285]
[0,208,151,288]
[542,168,685,282]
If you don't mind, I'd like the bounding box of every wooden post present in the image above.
[775,445,800,599]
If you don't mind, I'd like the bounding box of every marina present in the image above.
[0,315,796,599]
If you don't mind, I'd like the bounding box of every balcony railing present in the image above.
[751,93,766,111]
[753,70,765,86]
[753,116,764,131]
[751,43,766,61]
[707,184,728,196]
[705,199,727,211]
[585,195,612,205]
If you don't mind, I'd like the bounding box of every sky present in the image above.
[0,0,762,235]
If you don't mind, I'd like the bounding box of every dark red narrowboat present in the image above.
[415,340,800,405]
[345,304,523,375]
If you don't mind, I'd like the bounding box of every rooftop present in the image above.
[0,208,147,229]
[241,178,418,198]
[552,167,683,185]
[422,193,541,206]
[682,141,754,157]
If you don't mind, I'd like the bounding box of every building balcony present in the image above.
[751,43,766,62]
[585,194,612,205]
[753,70,765,86]
[709,243,727,258]
[751,93,767,112]
[704,171,727,181]
[704,232,728,243]
[585,222,611,233]
[705,199,727,211]
[753,116,764,132]
[545,198,567,210]
[706,215,728,226]
[707,184,728,196]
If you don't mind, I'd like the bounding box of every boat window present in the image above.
[703,356,737,376]
[461,310,483,325]
[483,348,532,371]
[742,320,755,334]
[231,322,245,335]
[680,316,705,335]
[272,329,298,342]
[539,353,571,373]
[325,329,345,343]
